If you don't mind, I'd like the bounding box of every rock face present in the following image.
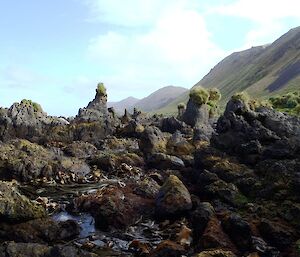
[212,98,300,163]
[155,175,192,219]
[181,100,210,128]
[0,181,46,222]
[0,139,91,183]
[76,85,109,123]
[0,100,67,142]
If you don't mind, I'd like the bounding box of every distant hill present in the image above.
[156,26,300,115]
[108,96,139,114]
[109,86,188,114]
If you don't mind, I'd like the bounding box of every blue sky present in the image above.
[0,0,299,116]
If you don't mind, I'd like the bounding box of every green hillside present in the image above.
[155,26,300,115]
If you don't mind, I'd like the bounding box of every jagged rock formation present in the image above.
[0,100,68,142]
[76,83,109,123]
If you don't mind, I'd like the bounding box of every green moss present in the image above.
[208,88,221,102]
[189,87,209,105]
[20,99,43,112]
[97,82,107,96]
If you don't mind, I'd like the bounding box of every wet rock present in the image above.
[155,175,192,219]
[258,219,294,250]
[222,213,252,251]
[0,218,80,243]
[75,186,154,230]
[190,202,215,241]
[147,153,185,170]
[0,181,46,222]
[149,240,185,257]
[0,242,99,257]
[139,126,167,155]
[251,236,280,257]
[194,249,237,257]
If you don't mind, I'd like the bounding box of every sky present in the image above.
[0,0,300,116]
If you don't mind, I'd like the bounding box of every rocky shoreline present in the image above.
[0,85,299,257]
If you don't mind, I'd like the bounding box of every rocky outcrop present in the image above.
[212,98,300,163]
[182,101,210,128]
[0,100,67,142]
[0,181,46,222]
[75,84,109,123]
[0,139,91,183]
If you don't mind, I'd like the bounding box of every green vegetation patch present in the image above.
[269,91,300,116]
[20,99,43,112]
[97,82,107,96]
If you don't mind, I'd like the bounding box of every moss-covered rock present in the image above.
[0,181,46,222]
[155,175,192,218]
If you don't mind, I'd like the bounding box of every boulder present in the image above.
[160,117,186,133]
[155,175,192,219]
[149,240,185,257]
[0,181,46,222]
[139,126,167,155]
[147,153,185,170]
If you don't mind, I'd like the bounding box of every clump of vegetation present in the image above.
[97,82,107,96]
[177,103,186,109]
[208,88,221,102]
[189,87,209,105]
[20,99,43,112]
[269,91,300,116]
[231,91,250,104]
[207,88,222,117]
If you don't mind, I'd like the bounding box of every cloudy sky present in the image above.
[0,0,299,116]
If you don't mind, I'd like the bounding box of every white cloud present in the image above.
[0,66,46,88]
[85,2,225,96]
[214,0,300,48]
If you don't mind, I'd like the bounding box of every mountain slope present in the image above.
[109,86,188,114]
[135,86,188,112]
[108,97,139,114]
[156,26,300,115]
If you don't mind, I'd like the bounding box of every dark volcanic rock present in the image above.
[181,100,209,128]
[160,117,186,133]
[222,213,252,251]
[139,126,167,155]
[155,175,192,219]
[213,99,300,163]
[190,202,215,241]
[147,153,185,170]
